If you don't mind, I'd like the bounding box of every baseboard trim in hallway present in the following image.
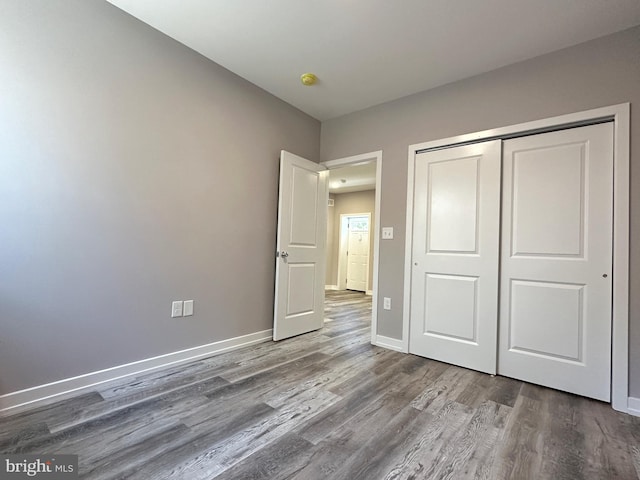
[0,329,273,415]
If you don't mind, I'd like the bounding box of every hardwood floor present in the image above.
[1,289,639,479]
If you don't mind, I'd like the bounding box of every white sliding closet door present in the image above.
[499,123,613,401]
[409,141,501,374]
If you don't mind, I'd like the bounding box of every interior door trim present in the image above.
[403,103,630,414]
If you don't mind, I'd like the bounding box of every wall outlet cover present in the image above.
[171,301,183,318]
[183,300,194,316]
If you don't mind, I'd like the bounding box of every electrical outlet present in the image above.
[382,227,394,239]
[383,297,391,310]
[171,301,183,318]
[183,300,194,316]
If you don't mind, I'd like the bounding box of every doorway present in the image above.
[337,213,371,293]
[273,150,382,344]
[322,151,382,345]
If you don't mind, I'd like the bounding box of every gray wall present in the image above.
[320,26,640,396]
[326,190,376,289]
[0,0,320,395]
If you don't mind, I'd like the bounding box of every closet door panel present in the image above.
[499,123,613,401]
[409,140,501,374]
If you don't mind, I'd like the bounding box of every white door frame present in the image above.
[403,103,630,413]
[338,213,372,292]
[322,151,382,347]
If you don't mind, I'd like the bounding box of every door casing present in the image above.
[402,103,630,413]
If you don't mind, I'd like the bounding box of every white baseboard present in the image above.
[628,397,640,417]
[366,290,373,296]
[325,285,339,290]
[374,335,407,353]
[0,329,273,415]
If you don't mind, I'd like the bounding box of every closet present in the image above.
[408,123,613,401]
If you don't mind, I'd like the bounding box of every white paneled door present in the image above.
[499,123,613,401]
[273,151,327,341]
[409,141,502,374]
[346,217,369,292]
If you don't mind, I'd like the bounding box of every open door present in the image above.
[273,151,328,341]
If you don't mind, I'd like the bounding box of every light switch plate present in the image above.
[183,300,194,316]
[383,297,391,310]
[382,227,394,239]
[171,301,183,318]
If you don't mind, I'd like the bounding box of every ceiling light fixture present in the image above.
[300,73,317,86]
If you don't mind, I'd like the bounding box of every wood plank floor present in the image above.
[1,290,639,479]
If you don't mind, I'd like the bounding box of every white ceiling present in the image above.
[107,0,640,121]
[328,162,376,194]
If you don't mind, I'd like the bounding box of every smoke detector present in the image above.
[300,73,317,86]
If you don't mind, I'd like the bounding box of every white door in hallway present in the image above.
[498,123,613,401]
[409,140,501,374]
[346,217,369,292]
[273,151,327,341]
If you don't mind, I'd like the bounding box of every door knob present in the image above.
[281,251,289,258]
